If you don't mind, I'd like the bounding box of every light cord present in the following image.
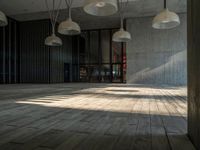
[45,0,62,34]
[118,0,128,29]
[164,0,167,9]
[65,0,73,19]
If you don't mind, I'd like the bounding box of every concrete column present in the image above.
[188,0,200,149]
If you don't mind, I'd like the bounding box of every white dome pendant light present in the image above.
[152,0,180,29]
[112,0,131,42]
[58,0,81,35]
[84,0,118,16]
[45,0,62,46]
[0,11,8,27]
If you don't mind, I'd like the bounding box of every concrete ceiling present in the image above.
[0,0,187,30]
[0,0,139,16]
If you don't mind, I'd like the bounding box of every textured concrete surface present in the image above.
[0,0,187,30]
[126,14,187,86]
[188,0,200,149]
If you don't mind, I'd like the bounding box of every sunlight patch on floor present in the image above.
[15,85,187,117]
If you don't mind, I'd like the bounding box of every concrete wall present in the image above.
[126,14,187,86]
[188,0,200,149]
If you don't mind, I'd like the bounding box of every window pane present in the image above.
[79,65,88,82]
[72,64,79,82]
[72,29,126,83]
[100,64,111,83]
[88,65,99,82]
[112,30,122,63]
[101,30,110,63]
[79,65,100,82]
[123,43,127,82]
[79,32,89,64]
[90,31,99,63]
[112,64,122,82]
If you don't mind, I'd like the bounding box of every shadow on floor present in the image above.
[0,100,192,150]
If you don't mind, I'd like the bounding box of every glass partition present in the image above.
[90,31,99,63]
[72,29,126,83]
[101,30,110,63]
[100,64,111,83]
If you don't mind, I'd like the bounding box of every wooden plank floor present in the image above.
[0,84,196,150]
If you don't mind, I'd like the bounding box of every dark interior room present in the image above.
[0,0,200,150]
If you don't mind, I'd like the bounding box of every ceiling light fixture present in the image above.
[45,0,62,46]
[112,0,131,42]
[58,0,81,35]
[84,0,118,16]
[152,0,180,29]
[96,2,106,8]
[0,11,8,27]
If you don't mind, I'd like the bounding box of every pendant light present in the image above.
[45,0,62,46]
[112,0,131,42]
[84,0,118,16]
[152,0,180,29]
[58,0,81,35]
[0,11,8,27]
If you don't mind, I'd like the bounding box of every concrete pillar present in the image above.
[188,0,200,149]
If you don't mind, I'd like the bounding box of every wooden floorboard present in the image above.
[0,84,196,150]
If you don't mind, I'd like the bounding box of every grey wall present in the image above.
[188,0,200,149]
[126,14,187,86]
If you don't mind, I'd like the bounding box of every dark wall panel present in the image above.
[19,20,50,83]
[0,18,19,84]
[1,19,113,84]
[49,35,72,83]
[188,0,200,149]
[19,20,73,83]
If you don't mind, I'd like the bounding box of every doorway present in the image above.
[64,63,70,83]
